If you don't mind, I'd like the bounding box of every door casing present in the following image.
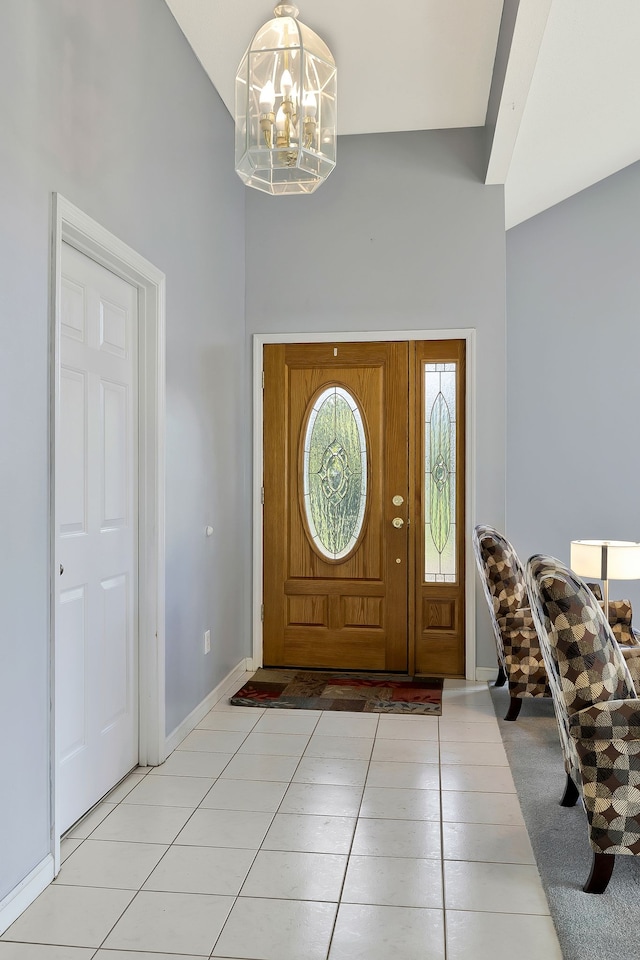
[50,195,166,873]
[252,330,476,679]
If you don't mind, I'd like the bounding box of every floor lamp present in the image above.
[570,539,640,616]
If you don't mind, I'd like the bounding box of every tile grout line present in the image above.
[165,703,276,959]
[208,707,323,959]
[439,704,448,960]
[323,711,379,960]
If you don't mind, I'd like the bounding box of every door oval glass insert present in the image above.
[302,386,367,560]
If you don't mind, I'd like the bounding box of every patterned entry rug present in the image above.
[229,669,443,715]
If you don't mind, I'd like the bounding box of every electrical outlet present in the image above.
[204,629,211,654]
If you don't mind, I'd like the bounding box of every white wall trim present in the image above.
[485,0,553,187]
[252,329,477,681]
[165,659,252,755]
[475,666,498,682]
[50,194,166,878]
[0,855,54,936]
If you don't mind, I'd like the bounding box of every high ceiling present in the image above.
[165,0,640,228]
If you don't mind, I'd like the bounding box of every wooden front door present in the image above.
[262,339,466,676]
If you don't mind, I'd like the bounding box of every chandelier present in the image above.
[235,4,337,195]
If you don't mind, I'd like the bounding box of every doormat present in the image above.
[229,669,443,715]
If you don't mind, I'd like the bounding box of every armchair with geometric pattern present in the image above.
[473,524,552,721]
[526,554,640,893]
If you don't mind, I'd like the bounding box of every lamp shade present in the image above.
[235,4,337,195]
[570,540,640,581]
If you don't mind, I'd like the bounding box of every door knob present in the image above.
[392,517,404,529]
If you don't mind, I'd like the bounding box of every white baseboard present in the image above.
[165,658,250,755]
[0,855,54,936]
[475,666,498,682]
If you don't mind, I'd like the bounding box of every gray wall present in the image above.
[507,159,640,611]
[246,128,507,672]
[0,0,246,903]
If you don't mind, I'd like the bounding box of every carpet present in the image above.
[490,685,640,960]
[229,669,443,715]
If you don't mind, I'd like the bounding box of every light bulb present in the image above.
[280,69,293,98]
[275,105,286,132]
[303,91,317,118]
[259,80,275,113]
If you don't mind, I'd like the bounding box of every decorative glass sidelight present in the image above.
[424,363,457,582]
[303,386,367,560]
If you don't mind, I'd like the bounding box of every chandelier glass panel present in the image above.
[235,4,337,195]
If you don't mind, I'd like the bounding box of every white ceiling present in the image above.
[165,0,640,228]
[503,0,640,227]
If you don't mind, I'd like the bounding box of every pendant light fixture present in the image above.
[235,4,337,195]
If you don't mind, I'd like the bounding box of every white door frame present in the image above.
[252,329,477,680]
[50,194,166,872]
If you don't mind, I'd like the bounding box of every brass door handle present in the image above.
[392,517,404,529]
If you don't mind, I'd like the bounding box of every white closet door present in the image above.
[57,242,138,832]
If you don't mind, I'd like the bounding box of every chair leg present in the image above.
[560,773,579,807]
[583,852,615,894]
[504,696,522,721]
[495,664,507,687]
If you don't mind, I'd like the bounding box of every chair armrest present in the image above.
[608,599,632,624]
[497,607,536,634]
[496,608,539,661]
[596,598,639,646]
[496,608,545,688]
[569,699,640,742]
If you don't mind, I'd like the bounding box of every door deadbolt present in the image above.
[392,495,404,506]
[392,517,404,529]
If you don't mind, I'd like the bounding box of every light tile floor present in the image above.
[0,677,563,960]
